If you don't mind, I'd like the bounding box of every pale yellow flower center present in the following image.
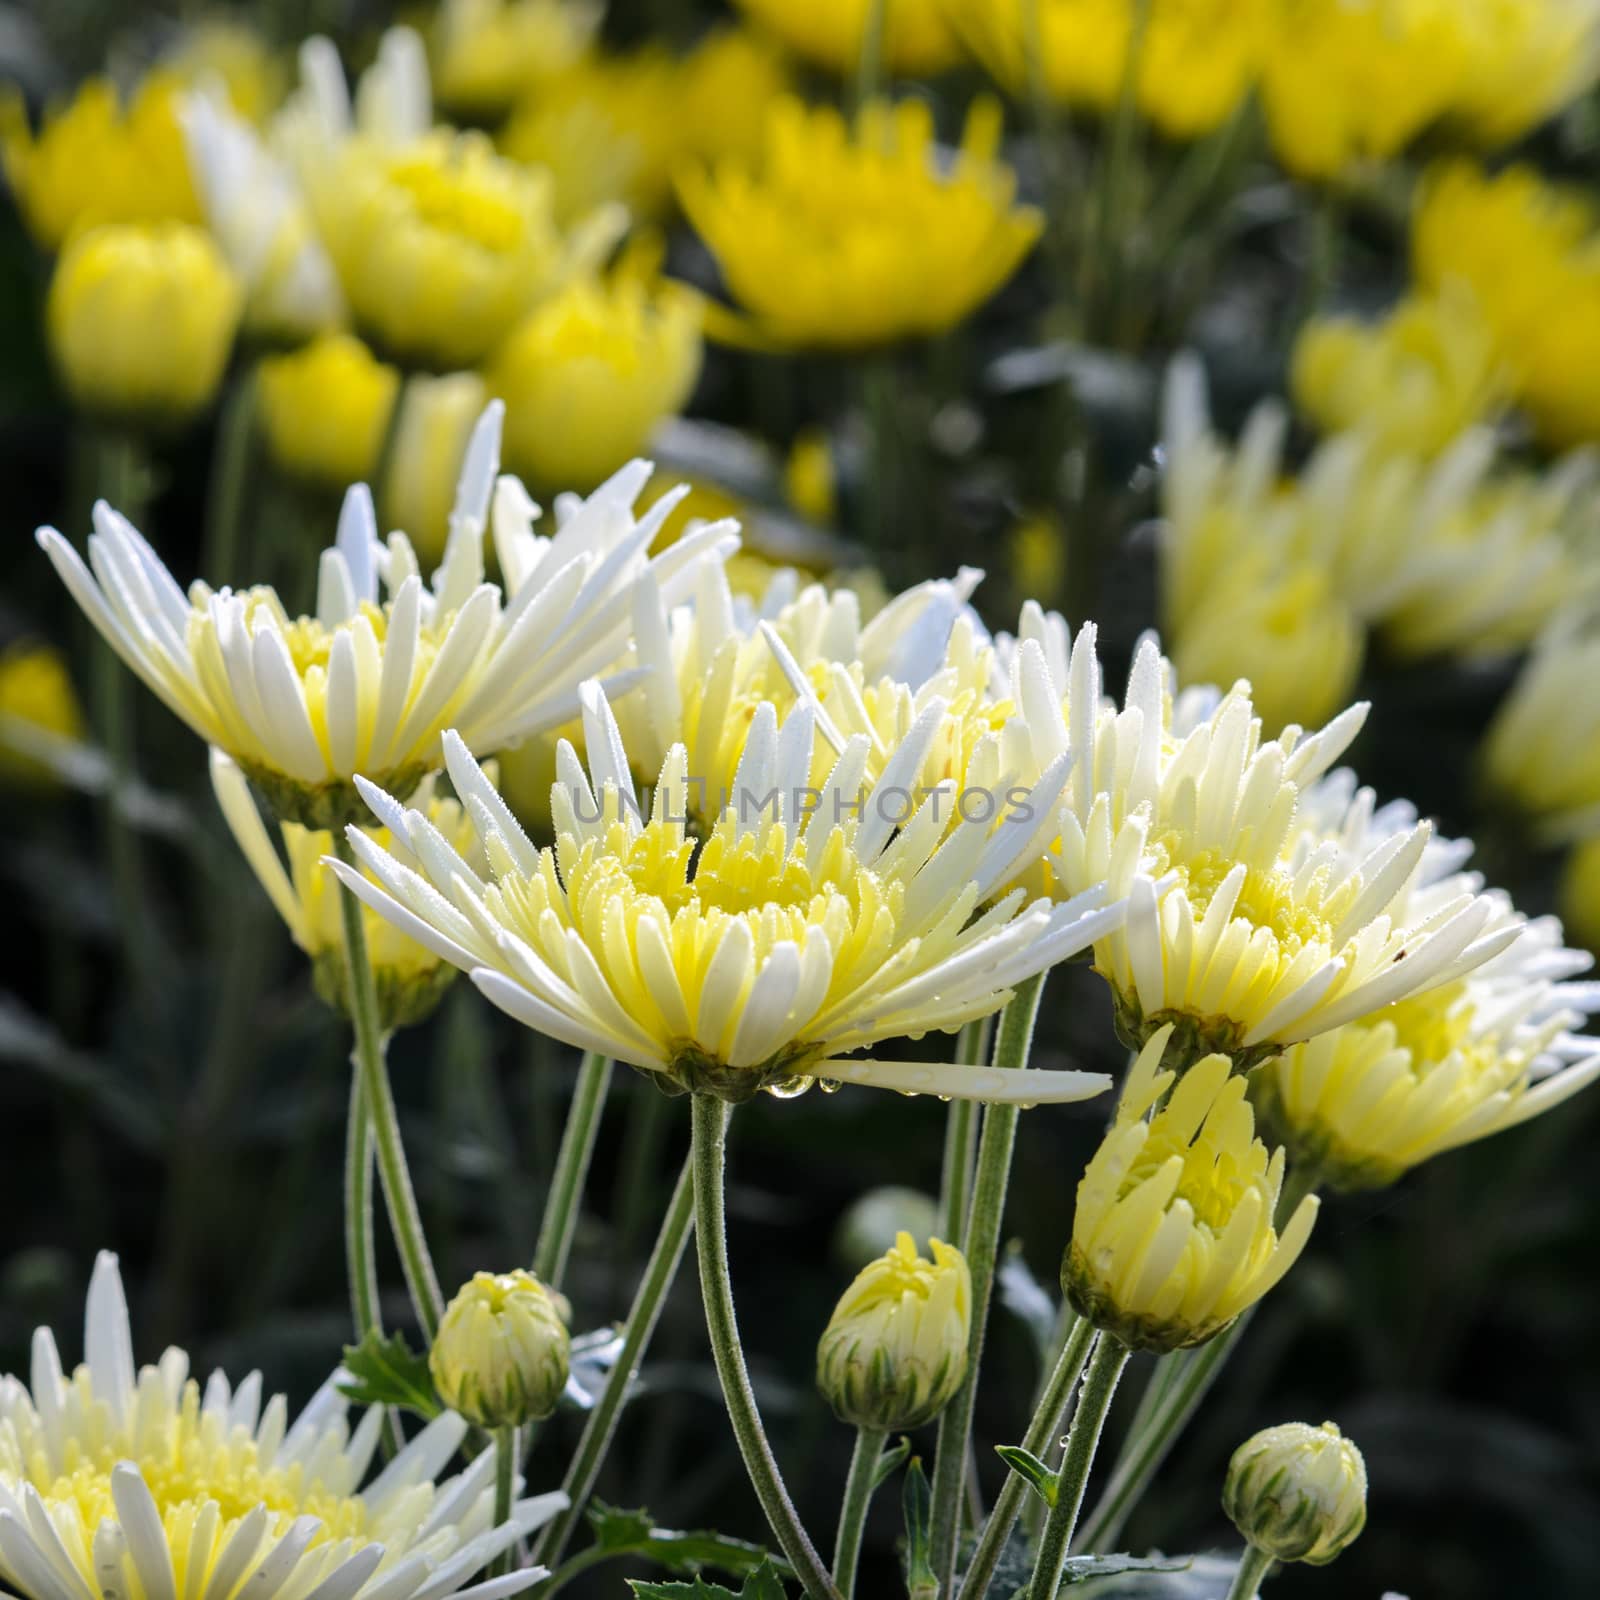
[385,153,525,252]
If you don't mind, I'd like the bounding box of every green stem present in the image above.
[1026,1338,1130,1596]
[532,1051,614,1291]
[928,974,1047,1598]
[530,1151,696,1574]
[490,1425,517,1578]
[937,1017,992,1243]
[960,1315,1094,1600]
[203,365,258,581]
[1224,1545,1276,1600]
[852,0,888,116]
[689,1095,842,1600]
[333,833,445,1339]
[832,1428,885,1598]
[345,1056,407,1457]
[1077,1320,1243,1554]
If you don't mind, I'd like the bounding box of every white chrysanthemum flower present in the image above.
[38,406,737,826]
[0,1252,564,1600]
[623,559,996,820]
[1160,353,1594,664]
[993,620,1519,1067]
[326,683,1132,1105]
[1482,607,1600,841]
[1254,771,1600,1187]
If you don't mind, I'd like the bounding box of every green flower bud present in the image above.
[1223,1420,1367,1566]
[816,1231,970,1431]
[429,1269,570,1427]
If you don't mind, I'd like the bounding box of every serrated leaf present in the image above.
[963,1530,1194,1600]
[995,1444,1058,1507]
[628,1556,789,1599]
[586,1501,785,1578]
[1061,1552,1194,1587]
[871,1435,913,1491]
[337,1330,441,1419]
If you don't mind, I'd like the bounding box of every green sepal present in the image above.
[589,1502,786,1580]
[872,1435,913,1491]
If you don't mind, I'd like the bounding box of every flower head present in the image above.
[430,0,601,118]
[1063,1027,1320,1352]
[327,683,1129,1104]
[488,251,703,491]
[679,97,1041,349]
[817,1232,971,1431]
[1,73,199,251]
[1292,290,1507,458]
[38,407,739,826]
[258,334,400,491]
[1223,1421,1367,1566]
[730,0,963,76]
[953,0,1267,141]
[0,1252,565,1600]
[1449,0,1600,146]
[431,1270,572,1428]
[48,222,241,424]
[211,749,476,1028]
[1482,609,1600,840]
[0,641,86,785]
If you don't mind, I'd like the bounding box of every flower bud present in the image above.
[430,1269,570,1427]
[48,222,241,424]
[1223,1421,1367,1566]
[816,1232,970,1431]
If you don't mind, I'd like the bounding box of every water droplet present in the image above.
[765,1075,815,1099]
[818,1077,842,1094]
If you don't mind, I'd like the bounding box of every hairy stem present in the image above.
[532,1051,614,1290]
[832,1428,885,1598]
[928,974,1046,1597]
[689,1094,841,1600]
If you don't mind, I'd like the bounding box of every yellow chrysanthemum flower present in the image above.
[1255,915,1600,1190]
[1450,0,1600,146]
[1482,611,1600,840]
[1063,1026,1320,1352]
[303,128,590,369]
[1168,566,1364,739]
[1561,837,1600,955]
[431,0,602,119]
[499,29,789,226]
[1292,290,1508,458]
[0,641,87,784]
[0,73,200,251]
[1414,162,1600,448]
[679,96,1042,349]
[952,0,1267,141]
[211,749,484,1028]
[163,19,288,124]
[329,686,1129,1105]
[38,407,739,825]
[0,1252,564,1600]
[488,254,703,491]
[816,1232,971,1431]
[47,222,242,423]
[1261,0,1467,178]
[732,0,963,76]
[258,334,401,491]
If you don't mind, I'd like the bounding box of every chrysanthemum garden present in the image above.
[2,3,1599,1598]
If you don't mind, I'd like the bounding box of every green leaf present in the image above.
[587,1502,784,1578]
[628,1557,789,1599]
[871,1435,913,1491]
[960,1531,1193,1599]
[337,1330,441,1420]
[902,1456,937,1600]
[995,1444,1059,1507]
[1061,1552,1194,1587]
